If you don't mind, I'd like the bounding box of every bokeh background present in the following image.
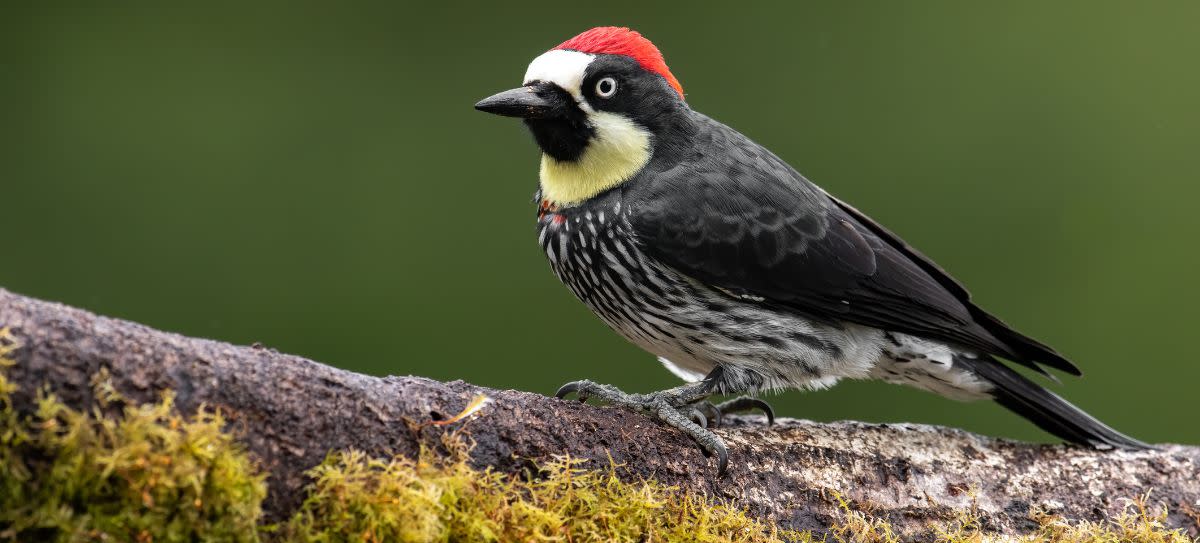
[3,2,1197,444]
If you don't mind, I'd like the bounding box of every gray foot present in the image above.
[691,396,776,429]
[554,379,730,476]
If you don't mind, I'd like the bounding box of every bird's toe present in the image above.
[714,396,776,426]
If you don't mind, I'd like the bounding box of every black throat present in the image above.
[524,117,594,162]
[520,82,593,162]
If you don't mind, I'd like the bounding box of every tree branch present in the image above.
[1,287,1196,538]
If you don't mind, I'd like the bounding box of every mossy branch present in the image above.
[1,287,1198,540]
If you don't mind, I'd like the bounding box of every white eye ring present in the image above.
[595,77,618,98]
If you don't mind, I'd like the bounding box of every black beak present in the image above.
[475,83,569,119]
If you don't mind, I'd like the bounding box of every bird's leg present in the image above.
[555,370,732,475]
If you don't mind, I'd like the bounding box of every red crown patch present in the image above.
[555,27,684,100]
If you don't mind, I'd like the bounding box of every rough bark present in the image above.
[1,287,1197,539]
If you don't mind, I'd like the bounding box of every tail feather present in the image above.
[954,356,1149,450]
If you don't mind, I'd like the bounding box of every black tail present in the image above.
[955,356,1150,450]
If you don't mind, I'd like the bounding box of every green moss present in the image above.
[0,329,1193,542]
[278,447,1194,543]
[1023,499,1193,543]
[0,327,267,542]
[828,490,1194,543]
[278,434,802,543]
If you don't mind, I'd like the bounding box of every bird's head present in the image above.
[476,27,688,206]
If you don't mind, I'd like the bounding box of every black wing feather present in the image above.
[831,197,1079,376]
[629,114,1080,377]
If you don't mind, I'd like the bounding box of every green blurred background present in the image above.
[3,2,1196,444]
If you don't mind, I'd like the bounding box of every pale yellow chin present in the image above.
[539,111,652,206]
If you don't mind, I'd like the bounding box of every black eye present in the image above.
[595,76,618,98]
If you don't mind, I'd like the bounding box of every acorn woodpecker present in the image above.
[475,27,1147,474]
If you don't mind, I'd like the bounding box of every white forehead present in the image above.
[523,49,595,98]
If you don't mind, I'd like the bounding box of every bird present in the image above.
[474,26,1147,475]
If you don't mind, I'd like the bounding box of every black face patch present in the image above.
[522,55,686,163]
[523,83,592,162]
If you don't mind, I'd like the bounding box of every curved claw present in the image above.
[688,409,708,429]
[553,381,581,399]
[716,397,776,426]
[683,424,730,477]
[554,380,591,403]
[714,439,729,477]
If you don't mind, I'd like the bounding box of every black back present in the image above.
[626,112,1081,378]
